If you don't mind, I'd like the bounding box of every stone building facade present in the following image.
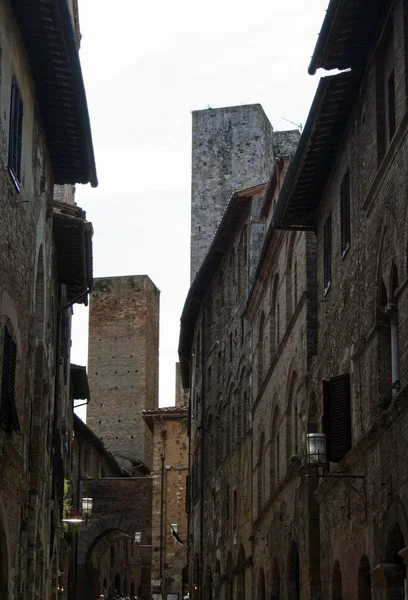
[272,0,408,597]
[179,107,300,599]
[190,104,298,282]
[0,0,96,598]
[246,187,317,598]
[143,367,189,600]
[71,414,150,600]
[87,275,160,471]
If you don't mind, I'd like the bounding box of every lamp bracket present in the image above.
[321,473,367,518]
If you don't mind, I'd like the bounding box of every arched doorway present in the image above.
[225,552,233,600]
[235,545,246,599]
[114,573,121,595]
[193,554,200,600]
[332,560,342,599]
[214,560,221,600]
[384,522,406,599]
[358,555,372,600]
[204,568,213,600]
[271,556,280,600]
[287,541,300,600]
[257,567,266,600]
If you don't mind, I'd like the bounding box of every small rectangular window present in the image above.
[0,326,20,434]
[323,214,332,292]
[8,76,23,191]
[323,373,352,462]
[340,169,351,255]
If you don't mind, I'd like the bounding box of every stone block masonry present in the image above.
[190,104,275,281]
[87,275,160,470]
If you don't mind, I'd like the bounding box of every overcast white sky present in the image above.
[71,0,329,418]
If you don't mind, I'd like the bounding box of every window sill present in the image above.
[323,282,331,298]
[8,167,21,193]
[341,243,350,260]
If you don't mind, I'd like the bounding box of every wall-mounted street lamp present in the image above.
[134,531,142,543]
[82,497,93,524]
[305,433,327,467]
[305,433,366,517]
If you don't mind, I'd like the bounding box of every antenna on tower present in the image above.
[281,117,303,133]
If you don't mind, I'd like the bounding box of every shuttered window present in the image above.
[323,214,332,291]
[323,374,351,462]
[0,326,20,434]
[8,76,23,191]
[340,169,351,255]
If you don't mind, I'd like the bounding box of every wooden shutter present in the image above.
[0,326,20,434]
[8,77,23,188]
[322,374,351,462]
[340,169,351,254]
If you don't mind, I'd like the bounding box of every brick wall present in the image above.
[148,410,188,598]
[87,275,160,470]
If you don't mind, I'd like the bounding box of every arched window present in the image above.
[257,434,265,514]
[286,372,298,464]
[287,541,300,600]
[285,233,296,322]
[236,545,246,599]
[358,555,372,600]
[271,557,280,600]
[257,567,266,600]
[270,274,279,356]
[384,522,406,599]
[271,405,280,491]
[332,560,342,600]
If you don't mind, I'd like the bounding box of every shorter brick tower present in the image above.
[87,275,160,471]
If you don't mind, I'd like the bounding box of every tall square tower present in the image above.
[87,275,160,470]
[190,104,275,280]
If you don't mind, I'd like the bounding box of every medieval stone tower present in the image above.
[190,104,275,281]
[87,275,160,471]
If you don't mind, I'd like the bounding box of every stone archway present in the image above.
[383,522,406,599]
[76,516,143,600]
[257,567,266,600]
[287,541,300,600]
[332,560,342,600]
[235,544,246,599]
[271,556,280,600]
[358,555,372,600]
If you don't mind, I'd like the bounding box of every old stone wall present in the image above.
[190,104,275,281]
[307,1,408,595]
[0,2,63,598]
[87,275,160,471]
[148,410,188,598]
